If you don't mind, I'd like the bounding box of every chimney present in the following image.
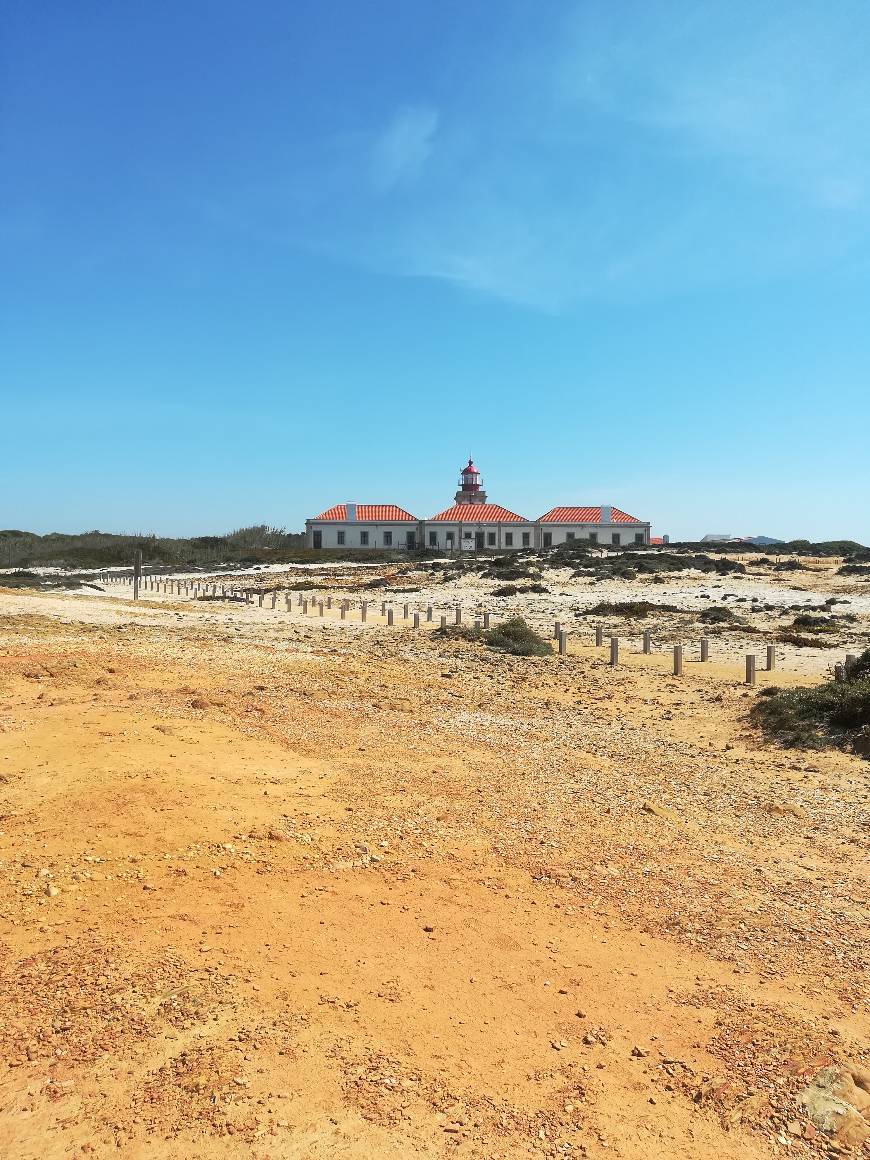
[346,503,357,522]
[600,504,612,524]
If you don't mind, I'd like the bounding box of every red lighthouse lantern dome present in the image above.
[455,458,487,505]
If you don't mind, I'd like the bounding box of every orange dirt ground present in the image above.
[0,592,867,1158]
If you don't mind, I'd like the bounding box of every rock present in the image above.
[190,697,210,710]
[641,801,679,822]
[765,802,807,819]
[44,883,60,897]
[798,1065,870,1147]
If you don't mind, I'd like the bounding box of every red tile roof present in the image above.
[429,503,527,523]
[538,506,642,524]
[313,504,417,522]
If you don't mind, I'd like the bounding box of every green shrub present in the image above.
[698,606,742,624]
[751,674,870,749]
[790,614,840,633]
[484,617,552,657]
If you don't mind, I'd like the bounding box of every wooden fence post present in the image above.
[133,550,142,600]
[700,638,709,662]
[455,605,462,624]
[426,605,433,622]
[745,655,756,685]
[766,644,776,671]
[559,630,567,655]
[673,645,683,676]
[387,609,394,625]
[610,636,619,666]
[361,601,368,622]
[643,629,652,654]
[595,625,604,646]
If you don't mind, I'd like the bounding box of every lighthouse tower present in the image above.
[454,458,487,506]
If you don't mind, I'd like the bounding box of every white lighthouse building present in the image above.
[305,459,650,551]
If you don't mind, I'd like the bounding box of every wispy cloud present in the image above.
[204,2,870,309]
[370,105,439,193]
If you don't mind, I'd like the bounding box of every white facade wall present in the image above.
[420,522,535,552]
[307,518,651,550]
[539,523,650,548]
[306,521,417,550]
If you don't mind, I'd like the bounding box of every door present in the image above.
[313,530,322,549]
[475,532,485,551]
[406,531,415,550]
[543,532,552,548]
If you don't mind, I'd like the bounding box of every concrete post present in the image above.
[766,644,776,671]
[381,601,387,617]
[455,605,462,625]
[285,594,291,610]
[610,636,619,666]
[426,605,433,622]
[834,662,845,682]
[554,620,561,640]
[258,593,264,608]
[133,550,142,600]
[845,653,858,677]
[327,596,332,609]
[361,602,367,622]
[483,611,490,629]
[700,638,709,662]
[643,629,652,654]
[413,612,420,628]
[440,615,447,629]
[673,645,683,676]
[340,604,346,619]
[559,630,567,655]
[745,655,756,685]
[302,598,308,613]
[474,619,481,631]
[319,601,324,616]
[595,625,604,646]
[387,609,394,626]
[403,603,409,619]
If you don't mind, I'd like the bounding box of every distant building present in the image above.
[306,460,651,551]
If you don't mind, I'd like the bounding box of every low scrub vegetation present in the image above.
[484,617,552,656]
[776,631,839,649]
[698,606,743,625]
[752,650,870,753]
[491,582,550,597]
[583,600,681,618]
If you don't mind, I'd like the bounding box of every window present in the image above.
[487,532,496,546]
[635,532,644,544]
[429,530,437,547]
[446,531,455,544]
[589,532,597,543]
[359,530,369,546]
[566,532,575,541]
[504,532,513,547]
[337,530,345,546]
[522,532,530,546]
[383,531,392,546]
[543,532,552,548]
[406,531,415,549]
[612,533,621,546]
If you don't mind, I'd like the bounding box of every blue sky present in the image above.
[2,0,869,542]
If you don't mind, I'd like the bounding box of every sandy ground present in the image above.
[0,568,868,1159]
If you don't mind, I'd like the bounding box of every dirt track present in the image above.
[0,584,867,1158]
